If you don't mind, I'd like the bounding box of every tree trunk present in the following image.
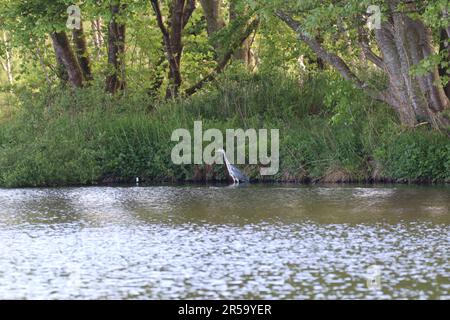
[385,0,449,127]
[200,0,225,54]
[151,0,196,99]
[91,19,104,59]
[106,2,126,94]
[72,21,93,81]
[55,51,69,84]
[1,31,13,85]
[439,28,450,98]
[276,1,450,129]
[374,22,419,126]
[166,0,185,98]
[50,31,83,88]
[443,7,450,39]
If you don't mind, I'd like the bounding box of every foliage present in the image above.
[0,71,448,187]
[375,129,450,182]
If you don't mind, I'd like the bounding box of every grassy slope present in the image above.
[0,71,449,187]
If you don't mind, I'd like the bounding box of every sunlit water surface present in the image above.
[0,185,449,299]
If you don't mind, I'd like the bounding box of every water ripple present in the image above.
[0,185,449,299]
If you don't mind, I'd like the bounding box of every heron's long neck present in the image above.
[222,153,232,168]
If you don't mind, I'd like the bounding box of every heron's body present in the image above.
[218,149,249,184]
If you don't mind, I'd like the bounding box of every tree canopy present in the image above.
[0,0,449,129]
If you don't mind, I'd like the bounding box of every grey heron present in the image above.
[217,149,249,184]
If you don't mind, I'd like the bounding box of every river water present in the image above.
[0,185,449,299]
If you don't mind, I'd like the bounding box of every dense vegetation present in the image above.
[0,0,449,187]
[0,69,448,187]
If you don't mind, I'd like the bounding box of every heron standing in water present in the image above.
[217,149,249,184]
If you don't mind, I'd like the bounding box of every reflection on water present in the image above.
[0,185,449,299]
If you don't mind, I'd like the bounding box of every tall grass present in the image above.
[0,71,448,187]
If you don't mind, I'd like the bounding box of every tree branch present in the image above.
[182,0,196,29]
[276,11,363,85]
[186,18,260,96]
[150,0,180,84]
[358,26,385,69]
[275,10,391,104]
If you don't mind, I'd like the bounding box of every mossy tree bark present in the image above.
[72,21,93,82]
[151,0,196,99]
[106,2,127,94]
[277,0,450,129]
[200,0,226,55]
[50,31,84,88]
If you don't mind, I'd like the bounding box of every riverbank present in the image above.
[0,71,449,187]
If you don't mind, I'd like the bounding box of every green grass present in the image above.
[0,71,449,187]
